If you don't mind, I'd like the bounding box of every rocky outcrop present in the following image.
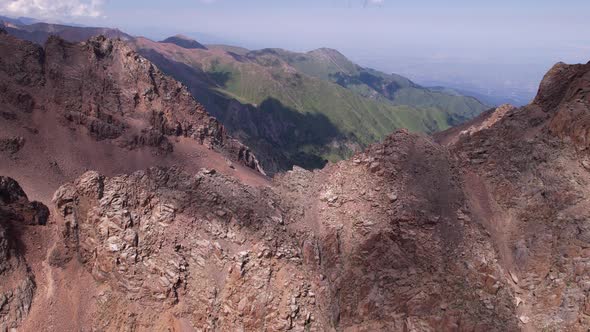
[542,62,590,150]
[51,168,325,330]
[0,136,25,155]
[0,32,265,175]
[0,177,47,331]
[441,60,590,330]
[46,130,523,330]
[533,62,588,112]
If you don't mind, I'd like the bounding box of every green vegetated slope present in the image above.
[273,47,487,124]
[134,38,489,173]
[209,51,446,139]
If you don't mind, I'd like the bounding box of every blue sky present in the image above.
[1,0,590,104]
[3,0,588,54]
[96,1,590,52]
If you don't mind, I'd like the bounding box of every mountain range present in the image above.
[2,16,590,331]
[1,17,489,174]
[135,37,489,173]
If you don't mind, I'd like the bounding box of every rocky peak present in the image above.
[0,177,49,226]
[86,35,115,58]
[532,61,590,149]
[0,176,27,204]
[533,61,590,112]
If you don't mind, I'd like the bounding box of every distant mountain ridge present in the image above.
[0,15,42,26]
[0,17,132,44]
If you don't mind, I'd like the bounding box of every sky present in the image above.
[1,0,590,105]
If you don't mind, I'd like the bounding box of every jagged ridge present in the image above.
[0,32,265,175]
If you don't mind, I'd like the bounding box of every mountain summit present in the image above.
[160,34,207,50]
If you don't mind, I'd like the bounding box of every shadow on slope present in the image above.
[138,49,344,174]
[216,97,345,173]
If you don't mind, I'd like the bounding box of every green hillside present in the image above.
[204,50,448,141]
[270,48,487,123]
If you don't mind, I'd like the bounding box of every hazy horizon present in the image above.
[2,0,589,105]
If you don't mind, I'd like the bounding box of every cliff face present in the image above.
[438,60,590,330]
[49,168,326,330]
[0,177,47,331]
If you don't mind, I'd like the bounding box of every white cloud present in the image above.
[0,0,104,18]
[362,0,384,7]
